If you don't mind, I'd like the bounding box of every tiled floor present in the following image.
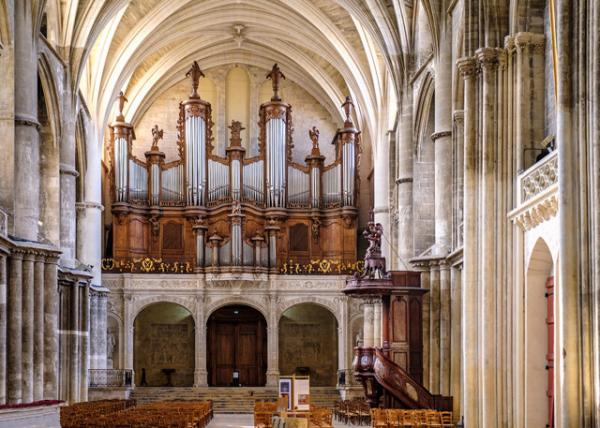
[208,413,356,428]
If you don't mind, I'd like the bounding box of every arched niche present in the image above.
[525,237,555,427]
[278,303,338,386]
[133,302,195,387]
[206,305,267,386]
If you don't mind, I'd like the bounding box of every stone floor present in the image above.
[208,413,356,428]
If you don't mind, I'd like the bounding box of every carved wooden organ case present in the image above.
[107,63,361,273]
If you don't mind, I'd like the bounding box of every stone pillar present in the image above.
[89,292,99,369]
[439,262,451,396]
[452,111,465,248]
[13,0,40,241]
[7,252,23,403]
[373,298,382,347]
[373,141,390,261]
[450,266,462,422]
[362,302,374,348]
[192,219,207,269]
[421,270,430,389]
[80,284,89,401]
[69,282,80,403]
[21,253,34,403]
[266,294,280,386]
[396,94,414,267]
[429,264,440,394]
[60,164,79,267]
[457,56,479,427]
[194,296,207,387]
[337,296,349,387]
[0,253,6,404]
[477,47,499,426]
[43,257,59,399]
[123,296,134,382]
[33,256,45,401]
[556,1,583,426]
[97,292,108,369]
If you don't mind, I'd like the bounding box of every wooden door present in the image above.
[207,306,266,386]
[546,277,554,428]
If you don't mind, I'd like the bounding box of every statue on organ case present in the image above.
[356,221,389,279]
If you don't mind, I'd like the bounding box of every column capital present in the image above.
[476,47,499,71]
[457,57,478,79]
[513,31,546,54]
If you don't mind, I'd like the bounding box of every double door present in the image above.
[207,315,266,386]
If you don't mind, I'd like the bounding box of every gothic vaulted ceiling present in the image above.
[43,0,419,146]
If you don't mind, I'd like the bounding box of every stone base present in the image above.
[88,387,133,401]
[0,403,61,428]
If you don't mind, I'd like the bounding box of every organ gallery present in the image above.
[0,1,597,427]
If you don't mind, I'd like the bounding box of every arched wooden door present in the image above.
[207,305,267,386]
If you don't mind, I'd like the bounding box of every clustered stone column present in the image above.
[89,289,109,370]
[362,300,375,348]
[265,294,280,386]
[0,246,60,405]
[58,270,92,403]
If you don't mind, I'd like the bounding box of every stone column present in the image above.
[373,141,390,261]
[373,298,382,347]
[0,253,6,404]
[421,270,430,389]
[194,296,207,387]
[452,111,465,248]
[429,264,441,394]
[123,296,134,383]
[60,164,79,267]
[396,94,414,267]
[13,0,40,241]
[556,1,583,426]
[89,291,99,369]
[21,253,34,403]
[33,255,45,401]
[477,47,499,426]
[7,252,23,403]
[439,262,451,396]
[80,284,90,401]
[43,257,59,399]
[362,301,374,348]
[457,56,479,427]
[450,266,462,422]
[97,292,108,369]
[69,282,80,403]
[265,294,280,386]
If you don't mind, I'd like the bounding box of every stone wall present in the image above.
[278,303,338,386]
[133,303,195,387]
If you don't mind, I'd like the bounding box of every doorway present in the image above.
[207,305,267,386]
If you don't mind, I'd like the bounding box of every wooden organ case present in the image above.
[106,63,361,273]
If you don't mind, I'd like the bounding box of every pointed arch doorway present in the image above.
[206,305,267,386]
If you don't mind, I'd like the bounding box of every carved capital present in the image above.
[514,32,546,54]
[456,57,478,79]
[476,47,499,71]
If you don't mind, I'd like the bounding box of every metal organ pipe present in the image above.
[288,167,309,206]
[128,160,148,202]
[243,160,264,204]
[266,118,286,207]
[208,160,230,203]
[342,140,356,206]
[150,164,160,205]
[185,116,206,206]
[114,137,128,202]
[231,159,241,201]
[311,167,320,208]
[161,165,183,203]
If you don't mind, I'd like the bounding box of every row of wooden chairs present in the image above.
[333,399,371,425]
[61,399,212,428]
[254,401,333,428]
[371,409,454,428]
[61,399,137,427]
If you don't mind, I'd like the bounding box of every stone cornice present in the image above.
[510,192,558,231]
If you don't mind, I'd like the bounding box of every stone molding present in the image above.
[14,114,41,131]
[59,163,79,177]
[431,130,452,141]
[76,201,104,212]
[511,192,558,231]
[396,177,413,184]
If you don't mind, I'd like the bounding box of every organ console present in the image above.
[105,62,361,274]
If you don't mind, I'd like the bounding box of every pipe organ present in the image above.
[107,63,361,273]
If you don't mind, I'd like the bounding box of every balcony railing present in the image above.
[89,369,133,388]
[518,150,558,205]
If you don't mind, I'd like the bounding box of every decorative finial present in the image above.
[309,126,320,150]
[116,91,128,121]
[186,61,205,99]
[151,125,163,150]
[266,63,286,101]
[228,120,245,146]
[341,95,354,126]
